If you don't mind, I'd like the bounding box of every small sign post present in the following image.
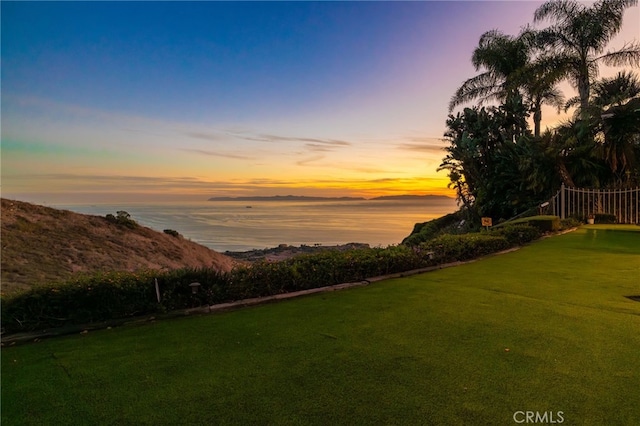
[481,217,492,231]
[155,278,161,303]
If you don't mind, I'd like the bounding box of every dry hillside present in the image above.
[1,199,238,293]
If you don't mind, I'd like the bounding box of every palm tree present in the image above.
[592,70,640,109]
[448,30,528,112]
[562,72,640,185]
[534,0,640,123]
[449,29,564,137]
[542,120,606,188]
[521,61,566,137]
[591,72,640,184]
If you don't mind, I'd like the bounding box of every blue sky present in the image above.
[2,1,639,203]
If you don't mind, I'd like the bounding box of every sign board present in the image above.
[481,217,492,227]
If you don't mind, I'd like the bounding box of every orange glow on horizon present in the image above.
[2,172,456,203]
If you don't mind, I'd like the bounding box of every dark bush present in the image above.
[402,211,467,246]
[105,211,138,229]
[560,218,582,230]
[490,225,541,245]
[594,213,617,224]
[163,229,181,237]
[421,233,510,263]
[1,271,159,332]
[500,215,560,233]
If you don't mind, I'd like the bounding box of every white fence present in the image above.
[546,184,640,224]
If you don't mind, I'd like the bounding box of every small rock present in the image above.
[80,330,88,335]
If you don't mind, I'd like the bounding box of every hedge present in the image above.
[420,234,510,263]
[497,215,561,232]
[1,225,543,334]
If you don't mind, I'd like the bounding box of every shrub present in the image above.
[163,229,181,238]
[490,224,541,245]
[500,215,560,233]
[560,218,582,230]
[155,267,230,310]
[421,234,510,263]
[105,211,138,229]
[1,271,159,332]
[402,211,467,246]
[594,213,617,224]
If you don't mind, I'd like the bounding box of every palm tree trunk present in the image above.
[556,159,576,187]
[578,72,591,124]
[533,99,542,138]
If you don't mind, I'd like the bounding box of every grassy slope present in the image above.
[1,199,237,293]
[2,225,639,425]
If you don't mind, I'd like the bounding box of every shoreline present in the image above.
[225,242,371,262]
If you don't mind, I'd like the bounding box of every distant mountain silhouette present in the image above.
[208,194,452,201]
[370,195,453,201]
[208,195,366,201]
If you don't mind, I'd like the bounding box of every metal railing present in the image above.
[546,184,640,223]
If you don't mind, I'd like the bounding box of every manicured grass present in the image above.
[2,225,639,425]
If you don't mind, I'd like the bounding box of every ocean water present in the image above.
[54,198,458,252]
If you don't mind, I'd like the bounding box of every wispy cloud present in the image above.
[394,136,447,153]
[296,155,325,166]
[185,132,225,142]
[258,134,351,146]
[180,148,254,160]
[396,142,446,153]
[305,143,336,152]
[352,166,399,174]
[225,131,352,148]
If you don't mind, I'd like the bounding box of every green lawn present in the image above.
[2,225,639,425]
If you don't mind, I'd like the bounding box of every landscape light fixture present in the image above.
[189,282,201,294]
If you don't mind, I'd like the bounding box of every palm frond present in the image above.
[598,42,640,67]
[564,96,581,112]
[534,0,582,25]
[542,87,567,111]
[449,72,502,112]
[472,31,528,75]
[596,0,638,41]
[535,26,581,53]
[517,25,539,48]
[592,71,640,107]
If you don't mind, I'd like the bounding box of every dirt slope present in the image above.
[1,199,238,293]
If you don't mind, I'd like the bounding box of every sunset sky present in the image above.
[2,1,639,203]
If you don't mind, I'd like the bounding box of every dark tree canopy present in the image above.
[442,0,640,223]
